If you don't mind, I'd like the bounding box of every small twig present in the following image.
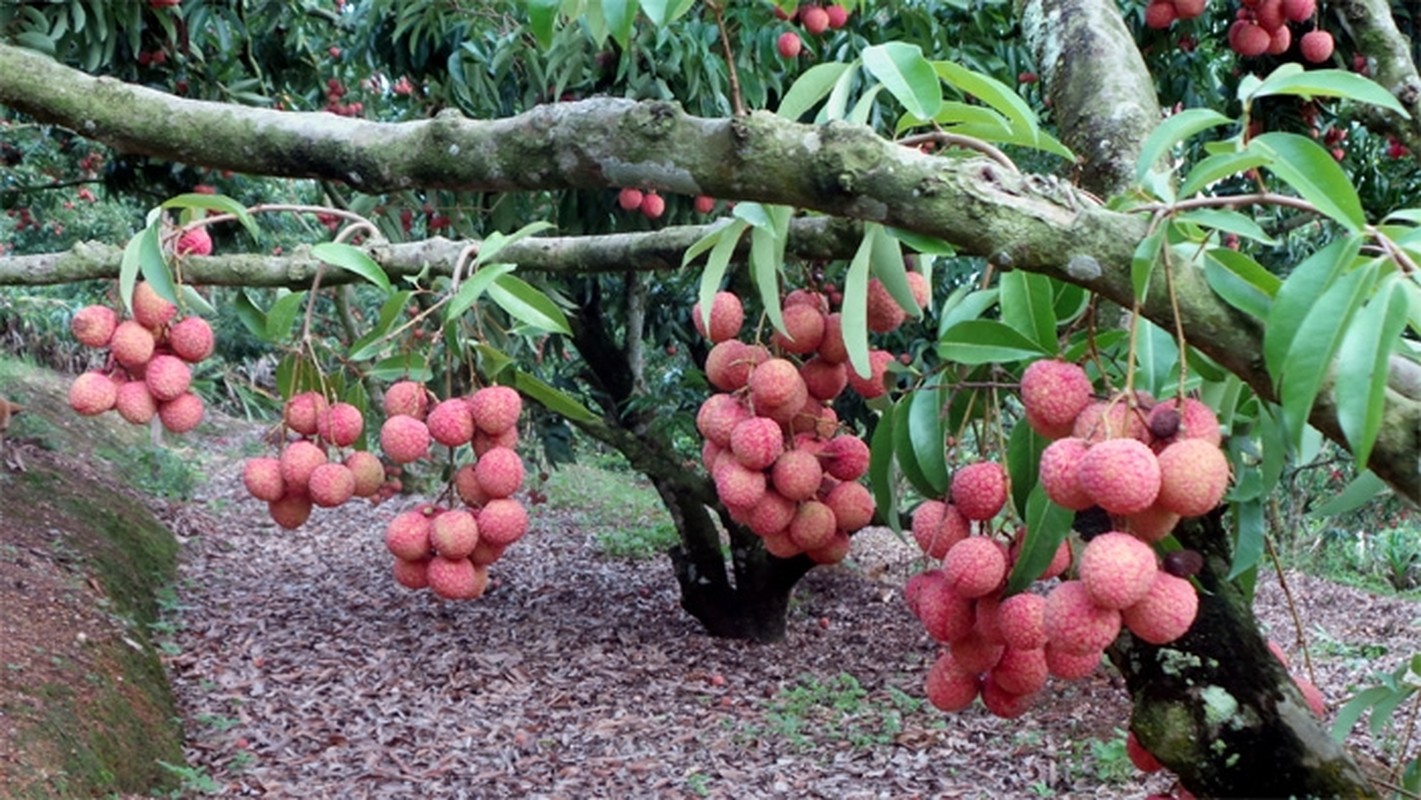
[1263,533,1315,684]
[709,2,746,117]
[898,132,1019,174]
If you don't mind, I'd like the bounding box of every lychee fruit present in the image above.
[431,509,480,559]
[617,187,644,211]
[942,537,1007,598]
[924,653,981,712]
[691,291,744,344]
[845,349,893,399]
[383,380,429,420]
[427,556,487,600]
[1172,0,1205,18]
[865,279,907,333]
[1299,29,1334,63]
[427,398,475,447]
[1073,398,1151,444]
[1123,503,1182,543]
[268,493,312,529]
[905,271,930,310]
[776,31,802,58]
[144,354,192,402]
[770,448,823,501]
[468,385,522,435]
[1045,643,1102,680]
[693,195,716,215]
[1079,532,1158,610]
[951,628,1006,673]
[747,490,797,537]
[474,446,524,498]
[800,5,830,34]
[772,303,826,355]
[167,316,215,362]
[697,393,750,448]
[110,320,156,368]
[997,592,1048,651]
[980,675,1035,719]
[381,414,431,463]
[911,500,950,558]
[823,435,869,481]
[1150,398,1222,447]
[1044,580,1123,655]
[345,451,384,497]
[639,191,665,220]
[951,462,1008,521]
[316,402,364,447]
[730,416,785,471]
[799,357,848,401]
[1077,438,1161,515]
[915,572,976,642]
[991,646,1049,696]
[787,500,837,551]
[1155,439,1230,517]
[279,439,328,492]
[131,281,177,330]
[748,358,804,409]
[1229,20,1271,57]
[308,462,356,507]
[715,459,768,508]
[158,392,204,433]
[284,391,328,436]
[385,507,434,560]
[68,371,118,416]
[71,305,118,348]
[1039,437,1095,510]
[473,426,518,457]
[1021,360,1093,435]
[1127,731,1164,773]
[1294,675,1327,718]
[817,313,848,364]
[705,340,754,392]
[824,481,873,532]
[176,226,213,256]
[1121,571,1198,645]
[1144,0,1176,28]
[391,557,430,590]
[1282,0,1314,21]
[115,380,158,424]
[243,457,286,502]
[477,498,529,546]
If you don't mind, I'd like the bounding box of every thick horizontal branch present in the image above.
[0,42,1416,503]
[0,217,863,287]
[1333,0,1421,153]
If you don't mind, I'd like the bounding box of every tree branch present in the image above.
[1331,0,1421,153]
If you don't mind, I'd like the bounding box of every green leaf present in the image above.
[936,287,999,339]
[906,382,949,495]
[179,284,216,316]
[1264,235,1363,377]
[695,221,748,334]
[1006,418,1048,518]
[778,62,853,121]
[862,43,941,120]
[1204,248,1280,320]
[161,193,259,238]
[1310,470,1387,517]
[733,201,772,230]
[488,274,572,335]
[1134,108,1234,183]
[264,291,307,342]
[475,220,555,265]
[1250,132,1367,232]
[938,320,1048,365]
[892,396,935,498]
[350,291,413,361]
[602,0,638,48]
[119,231,144,316]
[1249,66,1410,118]
[1227,498,1266,580]
[867,223,920,319]
[1134,319,1179,399]
[233,289,267,339]
[933,61,1044,146]
[1179,151,1271,198]
[868,413,900,534]
[1334,276,1410,465]
[1277,261,1377,442]
[842,230,875,378]
[369,352,432,382]
[446,263,517,323]
[999,270,1057,353]
[1331,686,1395,742]
[1131,223,1166,300]
[1177,209,1278,246]
[822,62,860,122]
[751,227,786,337]
[310,242,392,293]
[1004,486,1072,595]
[512,370,599,423]
[639,0,671,26]
[887,227,956,255]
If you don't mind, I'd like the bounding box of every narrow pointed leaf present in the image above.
[1251,132,1366,232]
[842,230,875,378]
[868,413,900,534]
[1004,486,1072,595]
[488,274,572,335]
[862,42,941,120]
[907,382,949,495]
[513,370,600,423]
[999,270,1057,353]
[1277,263,1377,443]
[446,262,516,322]
[264,290,307,342]
[1334,277,1409,465]
[778,61,853,121]
[938,320,1048,365]
[1311,470,1387,517]
[161,192,259,237]
[1264,235,1363,378]
[311,242,392,292]
[892,396,935,497]
[1134,108,1233,183]
[1204,248,1280,320]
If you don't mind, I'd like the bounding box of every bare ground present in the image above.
[149,425,1421,800]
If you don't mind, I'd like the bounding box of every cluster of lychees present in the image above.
[693,276,925,562]
[379,382,530,600]
[1228,0,1328,61]
[774,4,850,59]
[241,391,388,530]
[66,281,211,435]
[1142,0,1206,29]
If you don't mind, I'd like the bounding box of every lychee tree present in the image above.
[2,0,1421,796]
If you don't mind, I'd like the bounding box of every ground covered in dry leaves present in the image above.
[158,427,1421,799]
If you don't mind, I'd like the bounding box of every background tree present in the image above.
[1,0,1419,796]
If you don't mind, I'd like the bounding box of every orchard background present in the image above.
[0,0,1419,796]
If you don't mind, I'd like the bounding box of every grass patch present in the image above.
[737,672,925,750]
[543,460,676,559]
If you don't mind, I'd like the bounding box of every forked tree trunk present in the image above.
[1110,513,1379,798]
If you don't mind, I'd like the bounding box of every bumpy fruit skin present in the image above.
[998,593,1048,651]
[284,391,328,437]
[71,305,118,348]
[817,313,848,364]
[345,451,384,497]
[473,426,518,456]
[477,498,529,546]
[1121,571,1198,645]
[942,537,1007,599]
[110,320,156,369]
[788,500,837,551]
[776,31,802,59]
[991,646,1049,695]
[747,490,797,537]
[1282,0,1314,21]
[696,393,748,449]
[730,416,785,471]
[1229,20,1271,57]
[980,675,1035,719]
[1144,0,1176,28]
[1039,437,1094,510]
[748,358,803,409]
[1079,532,1158,610]
[924,653,981,712]
[115,381,158,424]
[474,446,524,498]
[1124,503,1182,544]
[771,448,823,502]
[69,371,118,416]
[865,278,907,333]
[846,349,894,399]
[307,462,356,507]
[176,226,213,256]
[268,493,312,529]
[1155,439,1230,517]
[132,281,178,329]
[1045,643,1102,680]
[385,507,434,560]
[428,556,487,600]
[145,354,192,402]
[243,457,286,502]
[824,481,873,532]
[279,439,328,493]
[799,356,847,401]
[914,572,976,642]
[911,500,949,558]
[772,303,826,355]
[1299,29,1334,64]
[391,558,430,590]
[468,385,521,435]
[1077,438,1161,515]
[427,398,475,447]
[692,291,744,344]
[381,414,431,463]
[383,380,429,420]
[431,509,480,559]
[158,392,204,433]
[617,187,644,211]
[167,316,215,362]
[951,462,1008,521]
[1044,580,1122,655]
[316,402,364,448]
[1020,360,1093,433]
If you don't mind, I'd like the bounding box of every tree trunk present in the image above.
[1110,512,1379,798]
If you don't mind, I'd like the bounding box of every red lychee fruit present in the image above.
[132,281,177,330]
[243,457,286,502]
[468,385,522,435]
[846,349,894,399]
[1021,360,1093,436]
[799,356,848,402]
[391,557,430,590]
[1039,437,1094,510]
[692,291,744,344]
[1039,538,1073,580]
[980,675,1035,719]
[1155,439,1230,517]
[427,398,475,447]
[788,500,837,550]
[991,646,1049,696]
[1073,398,1150,444]
[431,509,480,559]
[823,434,869,481]
[617,187,644,211]
[316,402,364,448]
[1150,397,1222,447]
[1300,29,1333,63]
[284,391,328,437]
[1077,438,1162,515]
[784,288,829,313]
[693,195,716,215]
[1045,643,1102,680]
[1127,730,1164,773]
[381,414,431,463]
[942,536,1008,599]
[115,381,158,424]
[915,572,977,642]
[1229,20,1271,56]
[110,320,156,369]
[715,459,768,507]
[454,462,490,508]
[1255,0,1284,29]
[824,480,873,532]
[268,493,312,529]
[925,653,981,712]
[770,448,823,502]
[800,5,830,34]
[824,3,848,27]
[474,446,524,498]
[746,490,797,537]
[308,462,356,507]
[345,451,384,497]
[1044,580,1123,655]
[911,500,950,558]
[68,371,118,416]
[696,393,750,448]
[905,271,930,310]
[71,305,118,348]
[383,380,429,420]
[951,628,1006,673]
[428,557,487,600]
[279,439,328,493]
[748,358,804,409]
[1145,1,1176,28]
[144,354,192,402]
[1294,675,1327,718]
[1171,0,1205,19]
[167,316,215,362]
[639,191,665,220]
[1121,571,1198,645]
[951,462,1008,521]
[776,31,802,58]
[1268,24,1292,55]
[772,303,826,355]
[158,392,204,433]
[1282,0,1314,21]
[176,226,213,256]
[865,278,907,333]
[817,313,848,364]
[477,498,529,546]
[705,340,753,392]
[998,592,1048,651]
[1123,503,1182,544]
[1079,532,1158,610]
[729,416,785,471]
[469,539,507,566]
[385,507,434,560]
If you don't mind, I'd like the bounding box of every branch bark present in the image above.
[1331,0,1421,153]
[0,42,1416,503]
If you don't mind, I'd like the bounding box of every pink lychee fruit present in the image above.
[714,460,767,508]
[243,457,286,502]
[914,571,976,643]
[110,320,156,369]
[383,380,429,420]
[454,462,490,508]
[381,414,431,463]
[822,435,869,481]
[428,557,487,600]
[345,451,384,497]
[131,281,177,330]
[385,507,434,561]
[391,557,430,590]
[176,226,213,256]
[268,493,312,529]
[1121,571,1198,645]
[158,392,204,433]
[1045,643,1102,680]
[788,500,837,551]
[284,391,328,437]
[468,385,522,436]
[980,675,1036,719]
[144,354,192,402]
[771,448,824,502]
[865,278,907,333]
[771,303,826,355]
[167,316,215,362]
[474,446,525,498]
[71,305,118,348]
[427,397,475,447]
[691,291,744,344]
[68,371,118,416]
[998,592,1048,651]
[1299,29,1334,63]
[1079,532,1158,610]
[924,653,981,712]
[845,349,894,399]
[942,536,1008,599]
[1044,580,1123,655]
[307,462,355,507]
[748,358,805,410]
[747,490,797,537]
[951,462,1008,521]
[990,646,1049,696]
[697,393,750,448]
[730,416,785,471]
[115,381,158,424]
[1077,438,1161,515]
[1154,439,1230,517]
[431,509,480,559]
[1039,437,1095,510]
[1021,360,1093,435]
[824,480,873,532]
[817,313,848,364]
[799,356,848,401]
[316,402,364,448]
[279,439,328,493]
[477,498,529,546]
